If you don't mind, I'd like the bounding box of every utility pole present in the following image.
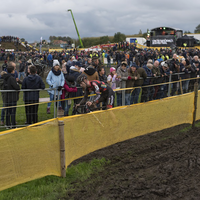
[68,9,84,48]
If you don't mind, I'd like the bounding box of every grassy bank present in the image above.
[0,158,110,200]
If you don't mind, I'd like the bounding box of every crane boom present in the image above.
[68,9,84,48]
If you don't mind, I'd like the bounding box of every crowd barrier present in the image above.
[0,83,199,191]
[0,72,197,125]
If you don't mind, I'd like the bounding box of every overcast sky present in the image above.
[1,0,200,43]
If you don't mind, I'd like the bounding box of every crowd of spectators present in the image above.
[0,43,200,128]
[0,36,19,43]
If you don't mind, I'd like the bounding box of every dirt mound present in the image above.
[67,124,200,200]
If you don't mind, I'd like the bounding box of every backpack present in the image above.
[2,76,9,91]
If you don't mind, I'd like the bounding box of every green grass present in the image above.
[0,158,110,200]
[179,125,192,133]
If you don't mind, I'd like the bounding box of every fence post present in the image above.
[58,120,66,177]
[179,78,183,95]
[100,102,102,110]
[57,94,61,118]
[192,82,198,128]
[122,80,125,106]
[54,89,56,118]
[168,74,172,97]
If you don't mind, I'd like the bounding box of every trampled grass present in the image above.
[0,158,110,200]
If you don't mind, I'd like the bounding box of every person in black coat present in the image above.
[22,65,45,124]
[3,63,20,128]
[69,61,83,104]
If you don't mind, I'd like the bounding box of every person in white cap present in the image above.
[46,60,64,114]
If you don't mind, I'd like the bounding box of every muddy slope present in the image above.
[66,124,200,200]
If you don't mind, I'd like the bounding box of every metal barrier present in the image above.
[0,72,198,129]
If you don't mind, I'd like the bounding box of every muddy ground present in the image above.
[66,124,200,200]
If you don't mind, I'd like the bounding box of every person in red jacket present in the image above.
[61,75,77,116]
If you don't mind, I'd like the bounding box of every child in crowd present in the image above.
[107,67,118,90]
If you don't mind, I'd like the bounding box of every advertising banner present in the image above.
[150,36,175,47]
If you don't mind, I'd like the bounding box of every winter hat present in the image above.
[110,67,116,73]
[75,61,83,68]
[53,59,60,67]
[65,74,75,83]
[131,62,138,69]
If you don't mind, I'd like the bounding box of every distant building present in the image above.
[52,40,67,45]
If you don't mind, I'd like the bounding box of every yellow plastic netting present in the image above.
[0,119,61,191]
[63,93,194,167]
[0,92,195,191]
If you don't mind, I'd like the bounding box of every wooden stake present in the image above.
[192,82,198,128]
[179,78,183,94]
[58,120,66,177]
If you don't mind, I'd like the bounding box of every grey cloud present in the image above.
[1,0,200,42]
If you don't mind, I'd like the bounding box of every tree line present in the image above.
[48,32,145,48]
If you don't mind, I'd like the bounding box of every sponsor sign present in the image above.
[150,36,175,47]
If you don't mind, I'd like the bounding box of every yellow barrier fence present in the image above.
[0,92,196,191]
[0,119,61,191]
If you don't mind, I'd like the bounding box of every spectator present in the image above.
[189,60,200,91]
[22,65,45,124]
[141,59,154,102]
[170,60,181,96]
[0,71,7,125]
[66,56,74,74]
[85,58,92,68]
[126,63,140,105]
[92,57,100,70]
[180,59,190,94]
[46,60,65,114]
[60,75,77,116]
[83,65,99,81]
[152,60,162,99]
[107,67,118,90]
[116,61,129,106]
[69,61,83,105]
[159,62,170,98]
[47,52,53,67]
[61,59,67,75]
[107,53,111,68]
[133,63,147,104]
[98,66,107,83]
[18,59,26,80]
[3,64,20,129]
[2,60,8,71]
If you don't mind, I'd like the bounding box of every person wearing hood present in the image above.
[22,65,45,124]
[46,59,65,114]
[3,64,20,129]
[69,61,83,104]
[82,65,99,81]
[69,61,83,79]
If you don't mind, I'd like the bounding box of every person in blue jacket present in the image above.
[46,60,65,114]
